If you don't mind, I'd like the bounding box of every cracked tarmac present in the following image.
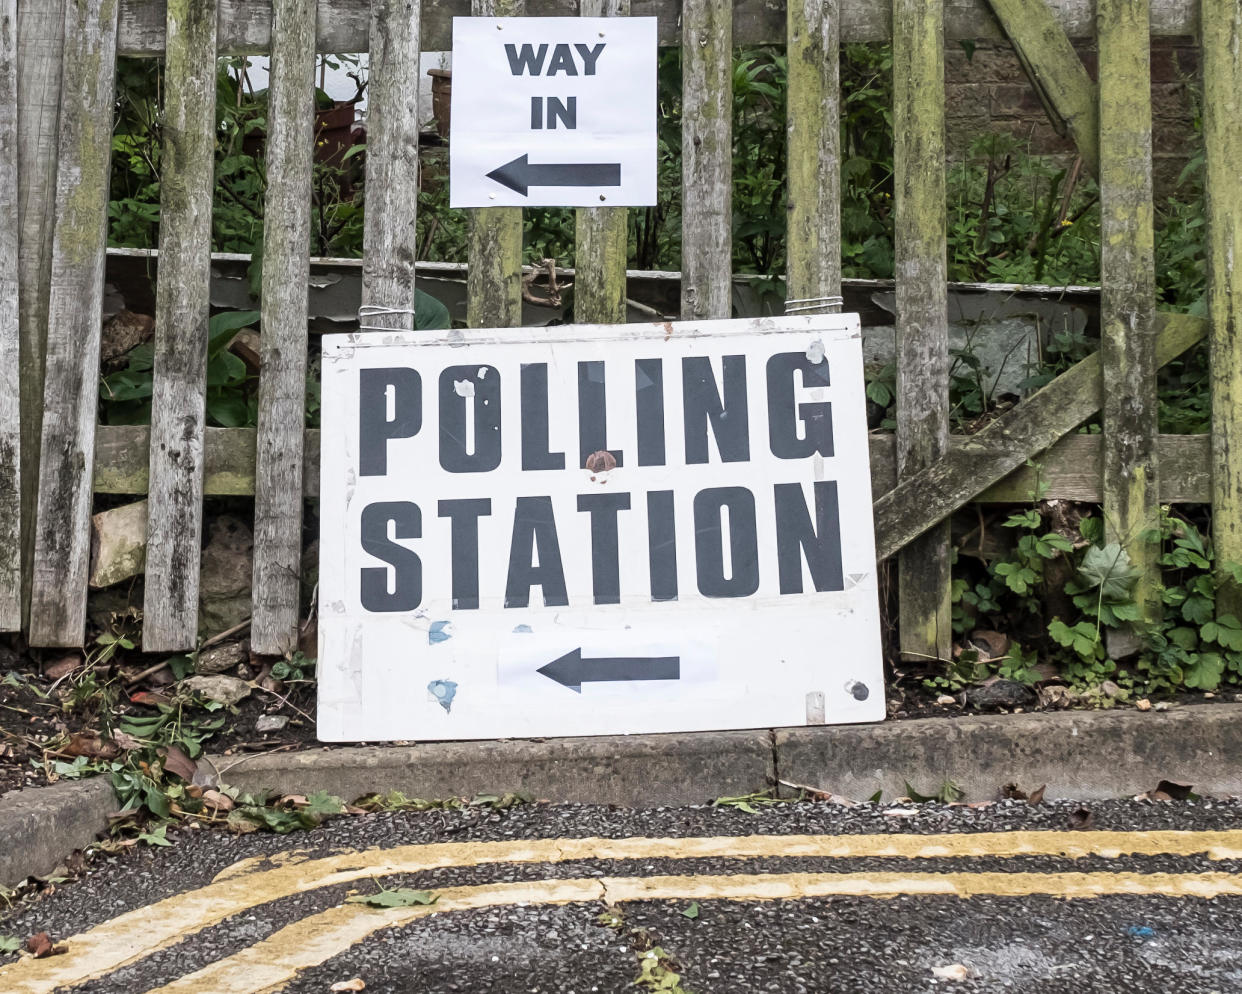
[2,797,1242,992]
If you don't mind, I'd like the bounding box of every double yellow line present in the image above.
[4,829,1242,994]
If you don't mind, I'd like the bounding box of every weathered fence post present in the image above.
[1204,0,1242,617]
[143,0,219,651]
[573,0,630,325]
[680,0,731,320]
[361,0,423,331]
[0,0,20,633]
[13,0,65,634]
[1098,0,1159,622]
[893,0,951,663]
[467,0,524,328]
[28,0,119,647]
[786,0,841,316]
[252,0,318,655]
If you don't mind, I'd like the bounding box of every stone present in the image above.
[195,640,250,676]
[965,679,1036,711]
[255,714,289,734]
[89,500,149,588]
[181,674,251,706]
[199,516,253,636]
[99,310,155,370]
[1105,625,1144,661]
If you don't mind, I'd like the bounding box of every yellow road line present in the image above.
[4,829,1242,994]
[142,870,1242,994]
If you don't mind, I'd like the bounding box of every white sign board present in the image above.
[318,316,884,741]
[449,16,657,208]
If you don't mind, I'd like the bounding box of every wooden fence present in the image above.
[0,0,1237,667]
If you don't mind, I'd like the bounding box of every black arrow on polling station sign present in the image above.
[487,154,621,196]
[537,648,680,693]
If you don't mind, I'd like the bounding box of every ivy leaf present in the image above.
[346,887,437,908]
[1048,619,1099,660]
[137,824,173,847]
[0,935,21,954]
[1184,652,1225,691]
[1182,595,1214,625]
[1204,615,1242,651]
[1078,544,1143,602]
[1168,626,1199,651]
[305,790,346,817]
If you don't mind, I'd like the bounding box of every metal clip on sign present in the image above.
[357,305,419,332]
[785,295,844,315]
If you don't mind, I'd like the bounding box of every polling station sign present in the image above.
[449,16,657,208]
[317,316,884,741]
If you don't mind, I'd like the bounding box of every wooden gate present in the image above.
[0,0,1237,668]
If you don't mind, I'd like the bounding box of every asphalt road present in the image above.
[3,797,1242,993]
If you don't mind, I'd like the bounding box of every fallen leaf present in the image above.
[1028,784,1047,805]
[330,980,366,992]
[111,731,144,751]
[931,964,971,980]
[346,888,437,909]
[681,902,700,920]
[25,933,65,958]
[128,690,173,707]
[0,934,20,954]
[63,732,119,761]
[201,789,234,812]
[160,745,197,782]
[1068,807,1095,830]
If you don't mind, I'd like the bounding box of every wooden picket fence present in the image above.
[0,0,1238,667]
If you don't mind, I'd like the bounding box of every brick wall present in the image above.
[944,38,1200,201]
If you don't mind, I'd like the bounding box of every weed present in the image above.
[597,908,696,994]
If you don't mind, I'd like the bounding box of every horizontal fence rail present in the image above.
[114,0,1202,55]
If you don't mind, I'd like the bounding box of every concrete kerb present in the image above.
[776,704,1242,802]
[205,705,1242,806]
[0,778,117,889]
[4,705,1242,888]
[203,729,777,808]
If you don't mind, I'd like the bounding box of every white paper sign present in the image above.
[317,316,885,741]
[449,16,657,208]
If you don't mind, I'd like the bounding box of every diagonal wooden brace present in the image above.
[874,312,1207,561]
[985,0,1099,177]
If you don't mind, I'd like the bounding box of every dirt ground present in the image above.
[0,639,317,800]
[1,634,1228,802]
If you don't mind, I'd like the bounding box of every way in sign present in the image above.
[449,18,657,207]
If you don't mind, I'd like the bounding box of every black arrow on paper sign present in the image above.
[486,154,622,196]
[537,648,680,693]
